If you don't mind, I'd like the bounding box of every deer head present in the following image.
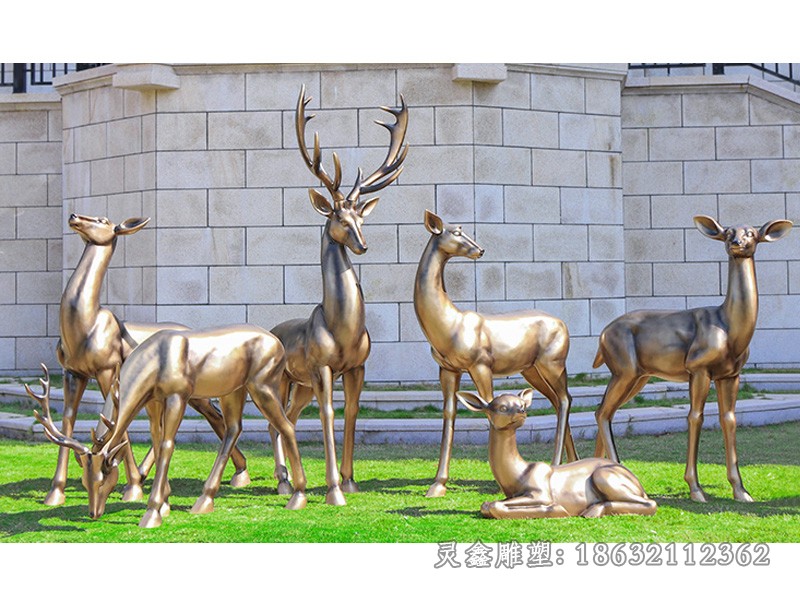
[694,215,792,259]
[424,210,485,260]
[456,389,534,431]
[26,365,127,518]
[69,214,150,246]
[296,85,408,255]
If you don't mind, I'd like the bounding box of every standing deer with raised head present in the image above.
[45,214,250,507]
[28,324,307,528]
[414,210,578,498]
[594,215,792,502]
[269,85,408,506]
[457,389,657,519]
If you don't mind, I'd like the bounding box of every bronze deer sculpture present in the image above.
[268,85,408,505]
[594,215,792,502]
[457,389,657,519]
[28,324,307,528]
[45,214,249,507]
[414,210,578,498]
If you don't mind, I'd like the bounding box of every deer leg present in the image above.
[192,389,246,515]
[684,371,711,502]
[522,365,578,464]
[250,381,307,511]
[426,368,462,498]
[594,374,648,462]
[582,465,658,517]
[143,400,170,517]
[482,494,570,520]
[311,365,344,505]
[340,365,364,494]
[716,376,753,502]
[190,397,250,488]
[272,383,313,495]
[44,370,87,506]
[140,393,186,529]
[269,376,292,494]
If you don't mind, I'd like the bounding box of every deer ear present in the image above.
[518,388,534,409]
[105,440,128,468]
[424,210,443,235]
[309,189,334,218]
[759,219,793,243]
[358,197,380,218]
[456,391,489,413]
[115,217,150,236]
[694,215,726,240]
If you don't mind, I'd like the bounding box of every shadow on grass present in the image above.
[353,477,499,496]
[387,505,479,518]
[655,494,800,517]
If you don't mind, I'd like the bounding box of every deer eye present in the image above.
[452,229,462,237]
[99,218,109,225]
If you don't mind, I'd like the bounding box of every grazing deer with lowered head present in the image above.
[594,215,792,502]
[269,85,408,505]
[45,214,250,507]
[28,323,307,529]
[458,390,657,519]
[414,210,578,498]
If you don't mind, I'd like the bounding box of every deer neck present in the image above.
[320,222,366,341]
[414,238,463,350]
[721,255,758,356]
[487,424,529,496]
[60,241,115,352]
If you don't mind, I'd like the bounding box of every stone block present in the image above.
[435,185,475,223]
[473,70,528,108]
[503,109,559,148]
[247,149,343,189]
[475,185,504,222]
[0,272,15,302]
[587,151,622,189]
[623,161,682,195]
[359,263,417,303]
[586,78,622,116]
[754,260,788,296]
[321,69,398,109]
[248,303,316,330]
[283,107,358,151]
[716,126,782,159]
[443,261,476,302]
[247,226,320,265]
[0,111,48,142]
[359,105,433,148]
[625,263,652,296]
[62,162,91,200]
[625,296,687,312]
[563,262,625,298]
[652,262,720,296]
[353,223,398,264]
[504,186,560,224]
[245,71,320,111]
[648,127,715,161]
[752,159,800,193]
[16,206,61,239]
[625,228,684,262]
[209,265,283,304]
[476,222,533,262]
[589,225,625,261]
[0,338,15,370]
[48,109,62,143]
[590,298,626,336]
[16,142,61,175]
[88,87,124,123]
[365,341,439,382]
[0,239,47,272]
[156,113,207,151]
[785,126,800,158]
[72,123,107,163]
[157,151,245,189]
[749,328,800,365]
[533,149,586,187]
[567,335,601,375]
[107,266,144,304]
[365,302,400,342]
[124,152,156,192]
[474,107,503,146]
[621,94,681,128]
[157,227,244,266]
[475,146,531,185]
[475,262,505,301]
[534,224,587,262]
[718,193,787,225]
[531,74,584,113]
[750,96,800,125]
[396,67,472,106]
[402,145,474,185]
[0,305,47,335]
[398,223,429,264]
[156,304,247,329]
[0,144,15,175]
[559,113,621,152]
[561,187,623,225]
[16,270,61,304]
[621,128,648,162]
[209,188,282,227]
[651,194,717,229]
[157,190,208,228]
[123,88,156,118]
[622,196,650,230]
[399,302,425,342]
[16,336,58,371]
[157,73,246,112]
[142,113,156,152]
[505,262,562,300]
[107,118,142,157]
[156,266,208,304]
[367,184,435,225]
[788,261,800,294]
[682,92,748,126]
[434,106,473,145]
[61,90,91,128]
[90,157,125,196]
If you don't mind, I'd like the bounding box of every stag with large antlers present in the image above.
[269,85,408,505]
[43,214,250,507]
[414,210,578,498]
[28,324,307,528]
[594,215,792,502]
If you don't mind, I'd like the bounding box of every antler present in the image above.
[25,364,88,454]
[295,85,344,204]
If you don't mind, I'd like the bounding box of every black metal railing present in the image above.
[1,63,106,93]
[629,63,800,88]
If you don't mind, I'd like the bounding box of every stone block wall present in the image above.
[622,75,800,368]
[0,94,63,372]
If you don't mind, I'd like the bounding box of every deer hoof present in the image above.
[326,486,346,506]
[122,484,144,502]
[277,480,294,496]
[425,482,447,498]
[689,488,709,503]
[160,502,171,517]
[580,504,605,518]
[191,495,214,515]
[341,479,360,493]
[139,508,163,529]
[43,488,66,506]
[285,491,307,510]
[734,489,754,503]
[230,469,251,488]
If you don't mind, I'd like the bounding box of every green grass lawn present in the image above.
[1,421,799,543]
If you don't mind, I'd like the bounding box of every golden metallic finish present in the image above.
[458,390,657,519]
[268,85,408,506]
[414,210,578,498]
[594,215,793,502]
[45,214,249,507]
[28,324,306,528]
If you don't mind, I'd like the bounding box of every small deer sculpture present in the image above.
[594,215,792,502]
[46,213,249,507]
[27,324,306,529]
[457,390,657,519]
[414,210,578,498]
[268,85,408,506]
